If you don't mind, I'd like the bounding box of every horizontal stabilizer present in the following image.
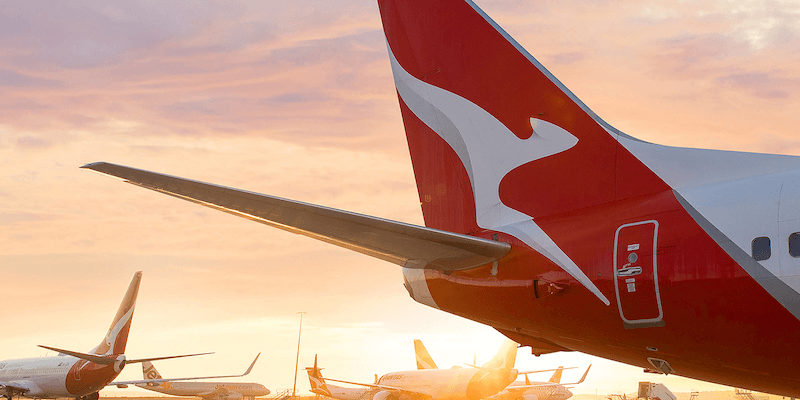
[517,367,577,374]
[38,346,116,365]
[320,377,429,397]
[127,352,214,364]
[110,353,260,386]
[82,162,511,271]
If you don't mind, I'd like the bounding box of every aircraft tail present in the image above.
[481,339,518,370]
[92,271,142,355]
[414,340,438,369]
[142,361,163,380]
[549,366,564,384]
[306,355,333,397]
[377,0,669,234]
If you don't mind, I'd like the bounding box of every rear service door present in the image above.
[613,220,664,329]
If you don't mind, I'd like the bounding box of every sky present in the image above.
[2,0,800,397]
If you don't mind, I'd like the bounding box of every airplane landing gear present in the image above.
[77,392,99,400]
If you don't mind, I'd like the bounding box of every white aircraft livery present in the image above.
[124,359,270,400]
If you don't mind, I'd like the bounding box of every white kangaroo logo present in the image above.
[389,47,609,305]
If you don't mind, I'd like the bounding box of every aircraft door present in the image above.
[613,220,664,329]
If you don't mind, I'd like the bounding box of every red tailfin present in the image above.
[377,0,669,234]
[93,271,141,355]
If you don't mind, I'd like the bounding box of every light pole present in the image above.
[292,312,307,399]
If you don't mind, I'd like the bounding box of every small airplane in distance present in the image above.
[83,0,800,396]
[412,340,588,400]
[111,356,270,400]
[0,272,210,400]
[306,357,372,400]
[307,340,520,400]
[486,367,591,400]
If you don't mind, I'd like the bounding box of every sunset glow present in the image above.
[3,0,799,396]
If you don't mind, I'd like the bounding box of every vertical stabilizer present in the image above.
[142,361,162,380]
[92,271,142,355]
[376,0,669,233]
[306,355,333,397]
[482,340,518,370]
[549,366,564,384]
[414,340,438,369]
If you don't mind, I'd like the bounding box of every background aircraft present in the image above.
[486,367,591,400]
[307,356,373,400]
[111,353,261,387]
[307,340,519,400]
[80,0,800,396]
[0,272,206,400]
[413,340,585,400]
[115,358,270,400]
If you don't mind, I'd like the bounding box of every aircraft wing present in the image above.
[507,365,591,389]
[39,345,214,367]
[517,367,577,374]
[82,162,511,271]
[0,382,31,397]
[321,377,431,398]
[111,354,260,386]
[198,386,231,397]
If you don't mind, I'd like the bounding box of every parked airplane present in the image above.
[412,340,585,400]
[486,367,591,400]
[307,356,372,400]
[0,272,208,400]
[112,357,269,400]
[82,0,800,396]
[307,340,520,400]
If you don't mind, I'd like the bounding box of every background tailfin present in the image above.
[414,340,438,369]
[481,340,518,370]
[92,271,141,355]
[549,366,564,384]
[142,361,163,380]
[306,355,333,397]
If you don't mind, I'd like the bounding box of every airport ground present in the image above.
[573,391,774,400]
[93,391,783,400]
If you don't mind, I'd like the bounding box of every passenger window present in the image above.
[790,233,800,258]
[752,237,771,261]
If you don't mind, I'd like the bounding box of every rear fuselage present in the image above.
[491,381,572,400]
[0,355,119,398]
[405,175,800,396]
[377,367,517,400]
[312,383,373,400]
[136,381,270,399]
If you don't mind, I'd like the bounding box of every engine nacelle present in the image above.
[373,390,398,400]
[223,392,243,400]
[15,382,42,397]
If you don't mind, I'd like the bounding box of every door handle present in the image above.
[616,266,643,277]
